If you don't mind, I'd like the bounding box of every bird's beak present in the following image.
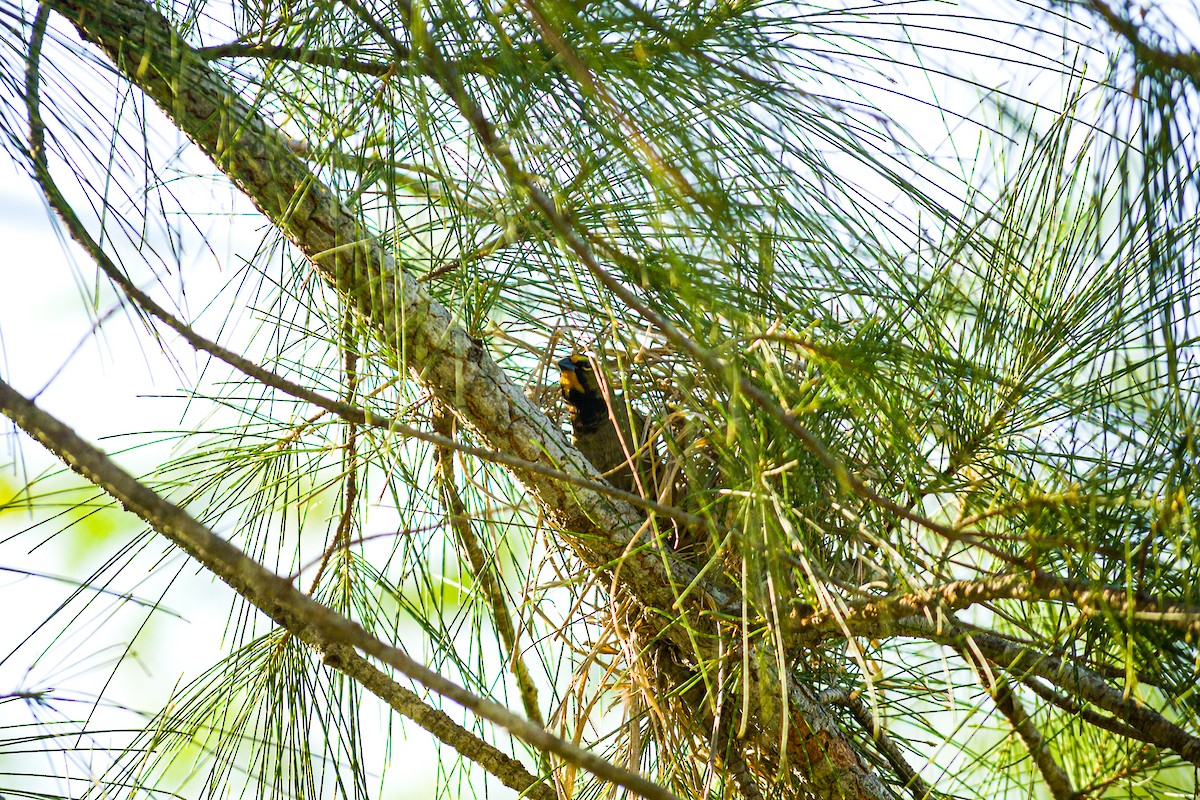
[558,358,585,394]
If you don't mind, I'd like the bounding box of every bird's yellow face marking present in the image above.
[558,355,594,396]
[560,370,586,395]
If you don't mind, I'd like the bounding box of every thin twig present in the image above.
[198,42,398,75]
[308,315,361,593]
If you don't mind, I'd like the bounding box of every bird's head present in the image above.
[558,354,603,408]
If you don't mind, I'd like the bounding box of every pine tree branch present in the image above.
[784,573,1200,767]
[1018,676,1145,741]
[996,680,1075,800]
[197,43,398,75]
[784,570,1200,647]
[0,377,676,800]
[842,695,933,800]
[957,653,1074,799]
[1084,0,1200,87]
[889,618,1200,766]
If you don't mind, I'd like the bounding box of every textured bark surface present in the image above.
[48,0,886,795]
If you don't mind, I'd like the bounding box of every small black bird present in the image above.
[558,355,647,494]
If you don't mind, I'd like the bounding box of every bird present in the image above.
[558,354,649,495]
[558,355,728,561]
